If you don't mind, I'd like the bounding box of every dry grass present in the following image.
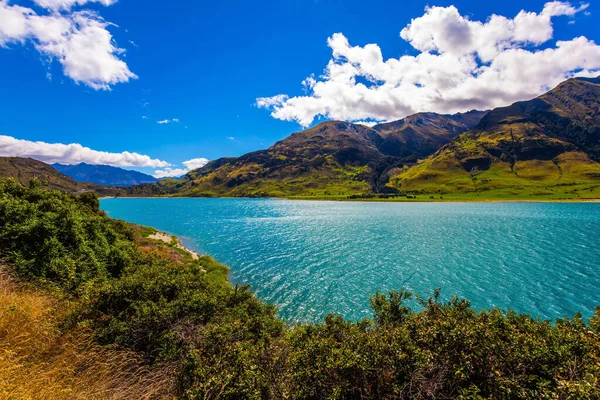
[0,267,178,400]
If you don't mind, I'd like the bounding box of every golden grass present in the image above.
[0,268,178,400]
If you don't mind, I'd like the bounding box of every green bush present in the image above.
[0,179,137,289]
[1,178,599,399]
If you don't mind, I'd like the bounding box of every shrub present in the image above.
[2,179,599,399]
[0,179,138,289]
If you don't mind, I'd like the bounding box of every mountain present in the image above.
[0,157,118,196]
[129,111,486,198]
[52,162,158,187]
[389,77,600,199]
[373,110,487,159]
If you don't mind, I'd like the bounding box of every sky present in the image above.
[0,0,599,177]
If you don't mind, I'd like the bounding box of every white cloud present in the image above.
[157,118,179,124]
[0,135,170,167]
[153,157,209,178]
[152,167,187,179]
[226,136,235,140]
[141,115,148,119]
[182,157,209,170]
[257,1,599,126]
[0,0,135,90]
[33,0,117,12]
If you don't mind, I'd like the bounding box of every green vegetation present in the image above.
[2,179,600,399]
[390,154,600,201]
[0,265,177,399]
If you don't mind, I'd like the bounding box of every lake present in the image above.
[100,198,600,323]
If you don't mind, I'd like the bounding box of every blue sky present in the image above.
[0,0,598,177]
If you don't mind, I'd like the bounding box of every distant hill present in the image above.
[128,111,486,198]
[53,163,158,187]
[0,157,118,196]
[390,76,600,199]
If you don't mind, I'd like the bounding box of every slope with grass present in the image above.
[2,179,600,398]
[390,77,600,200]
[129,112,486,198]
[0,156,81,192]
[0,157,119,196]
[0,266,177,400]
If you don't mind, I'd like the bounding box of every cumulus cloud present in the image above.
[33,0,117,11]
[0,135,169,167]
[182,157,209,170]
[153,157,209,178]
[152,168,187,178]
[257,1,598,126]
[157,118,179,124]
[0,0,135,90]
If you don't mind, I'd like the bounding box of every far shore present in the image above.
[99,195,600,203]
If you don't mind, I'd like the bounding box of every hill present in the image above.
[0,157,80,192]
[389,77,600,200]
[53,162,158,186]
[129,111,486,198]
[0,157,118,196]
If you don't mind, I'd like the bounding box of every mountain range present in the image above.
[129,76,600,200]
[53,163,158,187]
[128,110,487,197]
[2,76,600,200]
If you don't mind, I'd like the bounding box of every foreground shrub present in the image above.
[283,291,600,399]
[0,266,177,399]
[0,179,137,289]
[1,179,599,399]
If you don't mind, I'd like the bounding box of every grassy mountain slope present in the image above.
[390,77,600,200]
[53,162,158,186]
[130,113,485,198]
[0,157,80,192]
[0,157,119,196]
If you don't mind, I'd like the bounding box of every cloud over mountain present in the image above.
[0,0,135,90]
[153,157,209,178]
[257,1,599,126]
[0,135,169,167]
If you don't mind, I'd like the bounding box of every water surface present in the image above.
[101,198,600,323]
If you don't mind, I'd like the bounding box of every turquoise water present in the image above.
[101,198,600,323]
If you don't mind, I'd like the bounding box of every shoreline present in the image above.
[100,195,600,203]
[147,231,200,260]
